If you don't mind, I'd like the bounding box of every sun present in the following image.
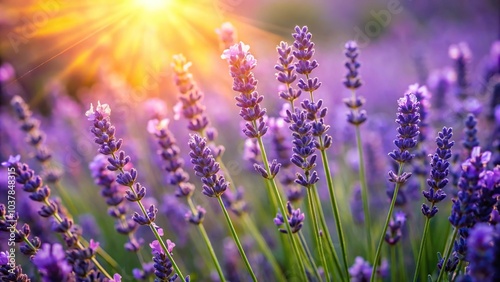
[0,0,227,90]
[135,0,170,13]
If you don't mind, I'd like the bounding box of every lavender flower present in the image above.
[463,114,479,155]
[148,118,195,198]
[387,93,420,191]
[33,243,73,282]
[273,202,304,234]
[89,154,142,252]
[466,224,495,282]
[222,42,268,139]
[384,211,406,245]
[343,41,367,126]
[292,26,319,77]
[150,239,178,281]
[343,41,362,90]
[348,257,372,282]
[288,109,319,188]
[8,160,81,248]
[275,41,301,103]
[421,127,454,218]
[449,42,472,99]
[10,96,62,183]
[188,134,228,198]
[0,252,30,282]
[216,22,237,50]
[449,147,491,231]
[171,54,209,133]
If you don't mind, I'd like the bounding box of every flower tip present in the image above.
[1,155,20,167]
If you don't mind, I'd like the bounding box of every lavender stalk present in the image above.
[222,41,308,281]
[188,134,257,281]
[86,101,185,281]
[342,40,372,261]
[292,25,348,276]
[371,93,420,281]
[413,127,454,282]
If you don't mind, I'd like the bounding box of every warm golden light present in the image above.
[136,0,170,12]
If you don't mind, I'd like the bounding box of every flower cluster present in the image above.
[10,96,61,183]
[421,127,454,218]
[171,54,209,133]
[89,154,142,252]
[273,202,304,234]
[188,134,228,198]
[222,42,268,139]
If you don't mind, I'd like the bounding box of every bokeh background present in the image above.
[0,0,499,280]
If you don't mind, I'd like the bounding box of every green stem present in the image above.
[307,188,328,282]
[242,214,286,282]
[319,148,349,276]
[298,231,322,281]
[311,186,344,282]
[255,134,308,281]
[370,163,404,282]
[391,246,397,282]
[436,228,458,282]
[80,237,121,273]
[398,241,406,281]
[217,196,257,281]
[354,124,373,261]
[186,198,226,282]
[413,214,432,282]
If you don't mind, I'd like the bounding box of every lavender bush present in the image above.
[1,18,500,282]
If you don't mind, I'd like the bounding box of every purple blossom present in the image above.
[222,42,268,139]
[33,243,73,282]
[388,93,420,166]
[148,118,195,198]
[466,224,496,282]
[188,134,228,198]
[343,41,362,90]
[171,55,209,133]
[385,211,406,245]
[150,240,178,281]
[449,42,471,99]
[287,109,319,188]
[348,257,372,282]
[421,127,454,218]
[274,202,304,234]
[216,22,237,50]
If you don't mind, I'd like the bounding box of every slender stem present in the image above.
[390,246,397,282]
[319,147,349,276]
[242,214,286,282]
[255,134,308,281]
[307,188,328,282]
[371,163,404,282]
[298,231,322,281]
[217,196,257,281]
[111,153,185,281]
[311,186,345,282]
[186,198,226,282]
[436,228,458,282]
[398,241,406,281]
[354,124,373,261]
[413,213,433,282]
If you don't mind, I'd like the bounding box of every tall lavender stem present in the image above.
[86,101,185,281]
[222,41,308,281]
[188,134,256,281]
[371,93,420,281]
[343,40,372,261]
[413,127,454,282]
[292,25,348,276]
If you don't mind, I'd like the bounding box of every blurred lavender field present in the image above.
[0,0,499,281]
